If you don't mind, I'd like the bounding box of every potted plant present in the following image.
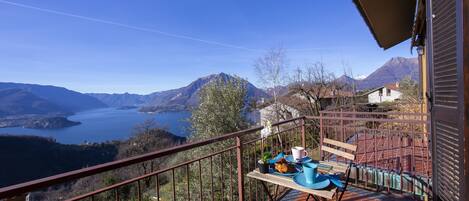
[258,152,272,173]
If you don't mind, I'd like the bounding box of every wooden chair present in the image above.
[307,137,357,201]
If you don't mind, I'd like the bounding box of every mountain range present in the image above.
[0,57,418,118]
[88,73,270,112]
[0,73,269,118]
[0,83,106,117]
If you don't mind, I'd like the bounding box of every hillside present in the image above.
[0,88,68,117]
[86,92,149,107]
[0,129,186,188]
[89,73,271,112]
[0,82,107,113]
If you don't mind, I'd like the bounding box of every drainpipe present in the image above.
[416,46,425,102]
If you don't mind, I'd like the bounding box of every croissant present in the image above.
[274,158,295,173]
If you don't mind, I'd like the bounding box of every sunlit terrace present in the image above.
[0,107,431,201]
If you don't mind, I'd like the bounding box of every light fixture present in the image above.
[416,46,424,56]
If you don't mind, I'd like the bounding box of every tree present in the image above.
[399,76,419,103]
[289,62,350,116]
[254,47,288,122]
[185,75,249,200]
[190,75,248,141]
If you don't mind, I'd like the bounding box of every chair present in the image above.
[306,137,357,201]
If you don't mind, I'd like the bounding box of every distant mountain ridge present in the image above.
[89,73,270,112]
[0,88,67,117]
[0,82,107,115]
[335,57,419,90]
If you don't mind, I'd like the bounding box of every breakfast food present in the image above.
[274,158,296,173]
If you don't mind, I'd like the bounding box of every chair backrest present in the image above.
[321,138,357,161]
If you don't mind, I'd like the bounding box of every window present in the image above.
[386,88,391,96]
[378,89,383,96]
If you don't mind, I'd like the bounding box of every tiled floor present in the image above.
[280,186,415,201]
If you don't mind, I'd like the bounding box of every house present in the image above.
[258,101,300,126]
[364,82,402,103]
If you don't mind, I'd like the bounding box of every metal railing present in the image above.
[0,111,431,200]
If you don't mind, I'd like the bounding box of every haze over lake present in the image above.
[0,108,191,144]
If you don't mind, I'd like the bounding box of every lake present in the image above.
[0,108,191,144]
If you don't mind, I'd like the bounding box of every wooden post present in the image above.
[319,112,324,160]
[236,136,244,201]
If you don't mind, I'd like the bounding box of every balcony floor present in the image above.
[280,186,415,201]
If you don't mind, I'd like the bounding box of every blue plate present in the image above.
[268,152,285,164]
[324,174,344,189]
[293,174,330,190]
[285,155,313,164]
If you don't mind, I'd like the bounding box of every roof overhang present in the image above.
[353,0,417,49]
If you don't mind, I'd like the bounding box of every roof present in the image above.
[353,0,417,49]
[362,83,400,95]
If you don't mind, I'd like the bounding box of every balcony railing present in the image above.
[0,110,431,201]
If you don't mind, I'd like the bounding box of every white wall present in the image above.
[259,103,300,126]
[367,87,402,103]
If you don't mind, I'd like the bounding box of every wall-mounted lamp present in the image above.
[416,46,425,56]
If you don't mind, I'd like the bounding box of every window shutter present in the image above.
[429,0,466,200]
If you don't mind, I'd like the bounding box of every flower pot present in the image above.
[258,162,270,174]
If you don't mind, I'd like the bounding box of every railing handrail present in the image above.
[320,111,430,116]
[305,115,429,124]
[0,124,268,198]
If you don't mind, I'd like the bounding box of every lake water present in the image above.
[0,108,191,144]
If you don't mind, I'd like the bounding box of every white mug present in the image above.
[291,146,308,161]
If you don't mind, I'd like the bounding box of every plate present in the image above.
[324,174,344,189]
[268,152,285,164]
[293,173,330,190]
[285,155,313,164]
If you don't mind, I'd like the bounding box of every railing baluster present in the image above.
[172,169,176,201]
[156,174,160,201]
[220,152,224,200]
[255,143,259,201]
[229,150,233,201]
[137,180,142,201]
[236,136,244,201]
[186,164,190,200]
[210,156,214,201]
[247,144,251,201]
[115,187,119,201]
[199,160,203,201]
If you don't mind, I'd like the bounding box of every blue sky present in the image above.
[0,0,414,94]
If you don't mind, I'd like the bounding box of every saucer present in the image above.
[285,155,313,164]
[293,173,330,190]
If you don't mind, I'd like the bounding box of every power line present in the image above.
[0,0,262,51]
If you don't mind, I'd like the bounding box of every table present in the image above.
[247,169,337,201]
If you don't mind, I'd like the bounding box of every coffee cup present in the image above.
[291,146,308,161]
[303,162,318,184]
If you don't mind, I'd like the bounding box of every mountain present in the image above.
[335,75,358,89]
[89,73,271,112]
[0,88,69,117]
[86,93,149,107]
[335,57,418,91]
[0,82,107,113]
[147,73,270,109]
[358,57,418,90]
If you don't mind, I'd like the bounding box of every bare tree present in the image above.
[289,62,351,116]
[254,47,288,122]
